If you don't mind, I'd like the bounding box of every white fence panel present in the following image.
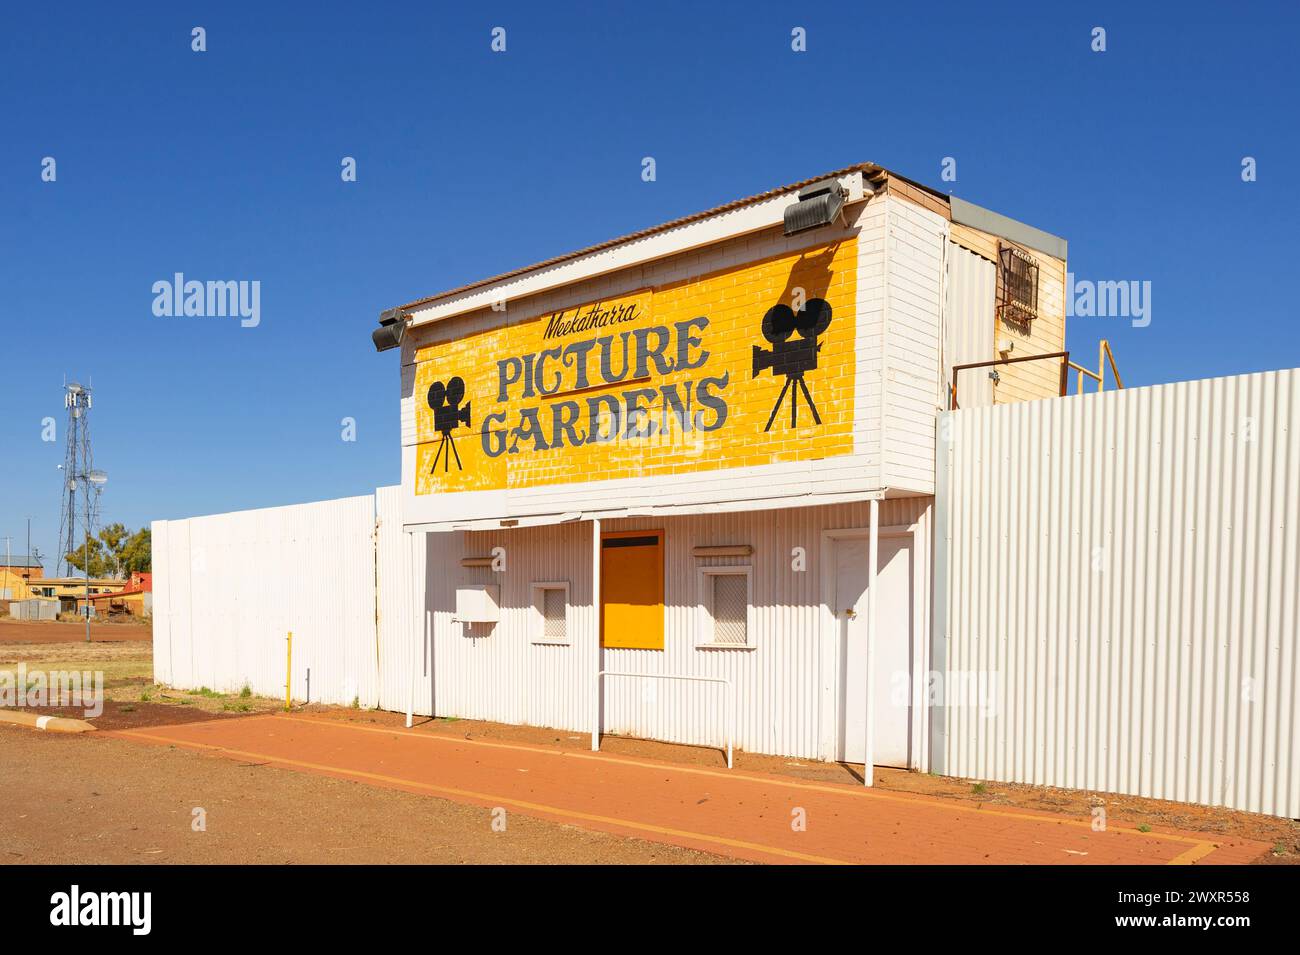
[152,495,378,707]
[934,367,1300,817]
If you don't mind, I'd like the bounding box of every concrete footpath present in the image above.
[109,714,1267,865]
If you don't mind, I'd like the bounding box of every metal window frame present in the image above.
[695,564,755,650]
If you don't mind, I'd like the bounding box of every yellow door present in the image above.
[601,531,664,650]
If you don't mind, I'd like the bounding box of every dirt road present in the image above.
[108,713,1271,865]
[0,724,733,865]
[2,636,1293,865]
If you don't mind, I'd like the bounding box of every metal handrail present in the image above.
[593,670,734,768]
[1065,340,1124,395]
[950,341,1123,409]
[1102,339,1123,389]
[949,351,1070,410]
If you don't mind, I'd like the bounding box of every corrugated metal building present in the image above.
[379,165,1071,784]
[153,165,1299,817]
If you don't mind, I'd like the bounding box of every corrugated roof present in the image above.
[1,555,42,568]
[395,162,898,313]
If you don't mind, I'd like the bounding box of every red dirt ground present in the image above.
[0,619,150,644]
[109,712,1271,865]
[0,724,730,865]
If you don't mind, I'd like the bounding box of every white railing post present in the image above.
[864,498,879,786]
[590,518,601,751]
[406,531,417,729]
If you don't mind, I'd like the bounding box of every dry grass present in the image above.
[0,640,280,715]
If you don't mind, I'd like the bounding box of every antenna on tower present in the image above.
[57,379,102,578]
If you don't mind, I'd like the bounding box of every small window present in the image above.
[997,244,1039,328]
[697,566,754,649]
[530,581,570,645]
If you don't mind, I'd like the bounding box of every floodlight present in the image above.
[783,179,847,236]
[373,307,408,352]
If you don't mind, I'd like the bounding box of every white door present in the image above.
[835,535,914,767]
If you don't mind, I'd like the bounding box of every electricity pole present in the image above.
[84,485,91,642]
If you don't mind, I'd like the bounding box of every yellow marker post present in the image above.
[284,631,293,711]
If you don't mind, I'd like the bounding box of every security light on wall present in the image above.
[783,179,847,236]
[372,307,409,352]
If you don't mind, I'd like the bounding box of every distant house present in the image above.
[81,572,153,618]
[27,576,125,600]
[0,568,37,601]
[1,555,44,581]
[2,561,152,617]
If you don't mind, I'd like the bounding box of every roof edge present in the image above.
[394,163,889,314]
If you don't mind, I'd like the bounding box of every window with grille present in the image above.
[997,244,1039,327]
[530,581,569,644]
[697,567,754,649]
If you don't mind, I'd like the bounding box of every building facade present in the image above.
[385,164,1072,776]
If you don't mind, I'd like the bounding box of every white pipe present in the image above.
[590,518,601,751]
[865,498,879,786]
[405,531,417,729]
[594,671,734,769]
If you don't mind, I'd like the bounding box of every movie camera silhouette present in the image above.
[752,297,832,431]
[427,376,472,472]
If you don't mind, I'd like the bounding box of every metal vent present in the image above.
[711,574,748,645]
[998,245,1039,326]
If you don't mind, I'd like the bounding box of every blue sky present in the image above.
[1,1,1296,569]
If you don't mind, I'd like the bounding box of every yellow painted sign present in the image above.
[414,239,858,495]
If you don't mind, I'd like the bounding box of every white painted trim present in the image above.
[408,174,870,328]
[404,487,887,533]
[930,422,951,776]
[695,565,756,650]
[529,580,571,645]
[879,206,892,491]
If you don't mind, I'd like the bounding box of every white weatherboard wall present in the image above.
[382,497,933,761]
[933,368,1300,818]
[153,495,380,707]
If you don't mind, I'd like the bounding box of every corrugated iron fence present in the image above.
[934,368,1300,818]
[153,494,380,707]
